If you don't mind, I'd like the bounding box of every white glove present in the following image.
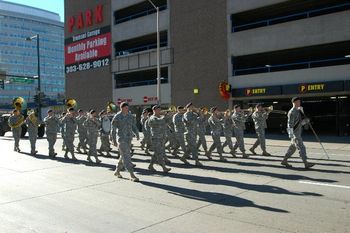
[298,106,304,113]
[287,128,294,139]
[301,118,310,126]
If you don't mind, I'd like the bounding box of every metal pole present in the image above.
[147,0,161,105]
[156,7,161,105]
[36,34,41,119]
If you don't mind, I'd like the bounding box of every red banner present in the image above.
[65,32,111,65]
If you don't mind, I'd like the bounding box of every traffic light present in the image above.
[33,94,39,105]
[0,80,4,89]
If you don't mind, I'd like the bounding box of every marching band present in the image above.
[6,96,316,182]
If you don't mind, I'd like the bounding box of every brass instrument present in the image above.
[27,109,40,127]
[9,115,25,129]
[161,105,177,114]
[263,106,287,115]
[65,98,77,109]
[236,107,253,117]
[201,107,209,115]
[107,101,117,113]
[13,97,27,111]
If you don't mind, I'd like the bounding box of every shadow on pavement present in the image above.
[137,168,322,198]
[19,151,116,170]
[141,180,289,213]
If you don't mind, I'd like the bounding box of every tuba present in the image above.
[13,97,27,112]
[66,98,77,109]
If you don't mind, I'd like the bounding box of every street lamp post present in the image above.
[25,34,41,119]
[148,0,161,105]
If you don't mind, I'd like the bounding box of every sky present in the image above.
[3,0,64,22]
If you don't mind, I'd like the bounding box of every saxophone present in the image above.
[9,115,25,129]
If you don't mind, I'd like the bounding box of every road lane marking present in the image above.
[299,181,350,189]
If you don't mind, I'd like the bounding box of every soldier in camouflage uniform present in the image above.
[183,103,202,166]
[164,111,176,154]
[140,109,148,150]
[76,109,88,154]
[60,108,77,160]
[8,109,24,152]
[222,109,236,156]
[207,107,226,161]
[171,106,189,164]
[172,106,187,155]
[25,110,41,155]
[282,97,315,169]
[144,111,153,154]
[140,109,152,154]
[196,108,208,154]
[84,110,102,163]
[98,110,112,157]
[111,102,139,182]
[129,112,139,155]
[148,105,172,172]
[59,112,67,151]
[250,104,271,156]
[231,105,249,158]
[44,109,60,157]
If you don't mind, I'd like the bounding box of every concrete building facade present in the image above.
[65,0,350,135]
[227,0,350,136]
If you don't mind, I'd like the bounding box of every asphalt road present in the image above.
[0,133,349,233]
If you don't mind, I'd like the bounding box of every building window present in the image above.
[115,67,168,88]
[232,41,350,76]
[114,0,167,24]
[115,31,167,56]
[231,0,350,32]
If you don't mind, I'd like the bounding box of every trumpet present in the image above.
[242,107,254,113]
[161,105,177,114]
[263,106,287,115]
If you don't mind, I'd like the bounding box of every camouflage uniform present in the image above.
[44,115,60,156]
[60,115,77,157]
[8,114,23,151]
[183,111,200,163]
[231,112,248,157]
[196,114,208,153]
[25,116,40,155]
[84,116,101,162]
[208,115,225,160]
[164,113,176,151]
[283,107,309,164]
[59,117,66,150]
[172,112,188,156]
[251,111,269,154]
[76,114,88,153]
[222,116,234,153]
[141,115,152,153]
[148,115,168,167]
[140,115,147,149]
[99,115,111,156]
[111,111,139,173]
